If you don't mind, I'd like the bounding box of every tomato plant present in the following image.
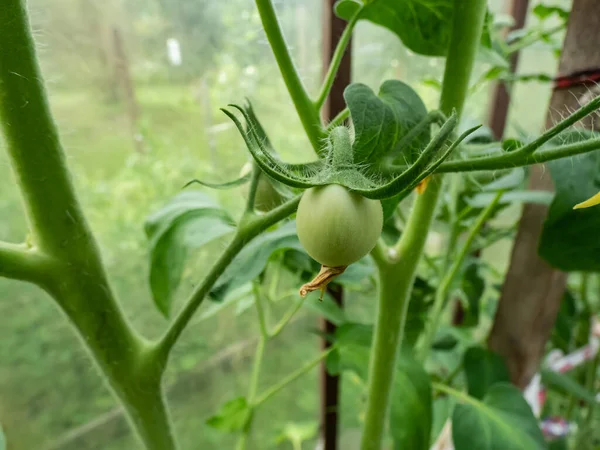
[1,0,600,449]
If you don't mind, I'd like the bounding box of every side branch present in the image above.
[438,137,600,173]
[156,195,301,358]
[0,241,54,284]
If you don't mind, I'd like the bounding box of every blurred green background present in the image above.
[0,0,569,448]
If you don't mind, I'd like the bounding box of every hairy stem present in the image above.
[418,191,503,361]
[0,1,176,448]
[315,8,361,110]
[437,137,600,173]
[254,0,325,154]
[359,1,487,448]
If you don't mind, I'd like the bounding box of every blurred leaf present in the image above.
[145,191,235,316]
[210,221,302,301]
[305,293,347,325]
[548,438,568,450]
[481,168,526,190]
[276,422,318,446]
[533,4,569,21]
[458,263,485,327]
[432,333,459,351]
[550,290,577,353]
[336,255,376,288]
[390,356,432,450]
[327,322,432,450]
[326,322,372,377]
[404,277,435,348]
[335,0,454,56]
[206,397,250,432]
[452,383,546,450]
[541,369,598,404]
[464,347,510,400]
[467,190,554,208]
[540,133,600,271]
[431,396,455,443]
[344,80,428,165]
[0,425,4,450]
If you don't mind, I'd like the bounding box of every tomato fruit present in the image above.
[240,163,284,212]
[296,184,383,267]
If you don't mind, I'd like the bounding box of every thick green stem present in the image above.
[359,2,487,449]
[0,2,176,448]
[254,0,325,154]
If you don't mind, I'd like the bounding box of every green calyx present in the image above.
[222,102,480,200]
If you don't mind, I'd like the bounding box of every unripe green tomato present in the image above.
[240,162,285,212]
[296,184,383,267]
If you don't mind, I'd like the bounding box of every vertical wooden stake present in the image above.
[112,26,143,153]
[488,0,600,389]
[320,1,352,448]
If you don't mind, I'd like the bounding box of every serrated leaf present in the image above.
[335,0,454,57]
[452,383,546,450]
[145,191,235,316]
[344,80,428,165]
[206,397,250,432]
[210,221,302,301]
[541,369,598,404]
[464,347,510,400]
[540,132,600,271]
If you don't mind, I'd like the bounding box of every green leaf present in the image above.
[464,347,510,400]
[145,191,236,316]
[327,323,432,450]
[276,422,319,446]
[404,276,435,348]
[467,190,554,208]
[550,289,577,353]
[541,369,598,404]
[326,322,372,377]
[533,4,569,21]
[344,80,428,164]
[210,221,302,301]
[458,263,485,327]
[540,136,600,271]
[452,383,546,450]
[305,293,347,325]
[206,397,250,432]
[390,356,432,450]
[0,425,5,450]
[335,0,454,56]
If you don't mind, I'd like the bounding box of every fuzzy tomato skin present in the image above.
[296,184,383,267]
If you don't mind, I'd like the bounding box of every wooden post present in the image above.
[488,0,530,139]
[320,1,352,448]
[112,26,143,153]
[488,0,600,389]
